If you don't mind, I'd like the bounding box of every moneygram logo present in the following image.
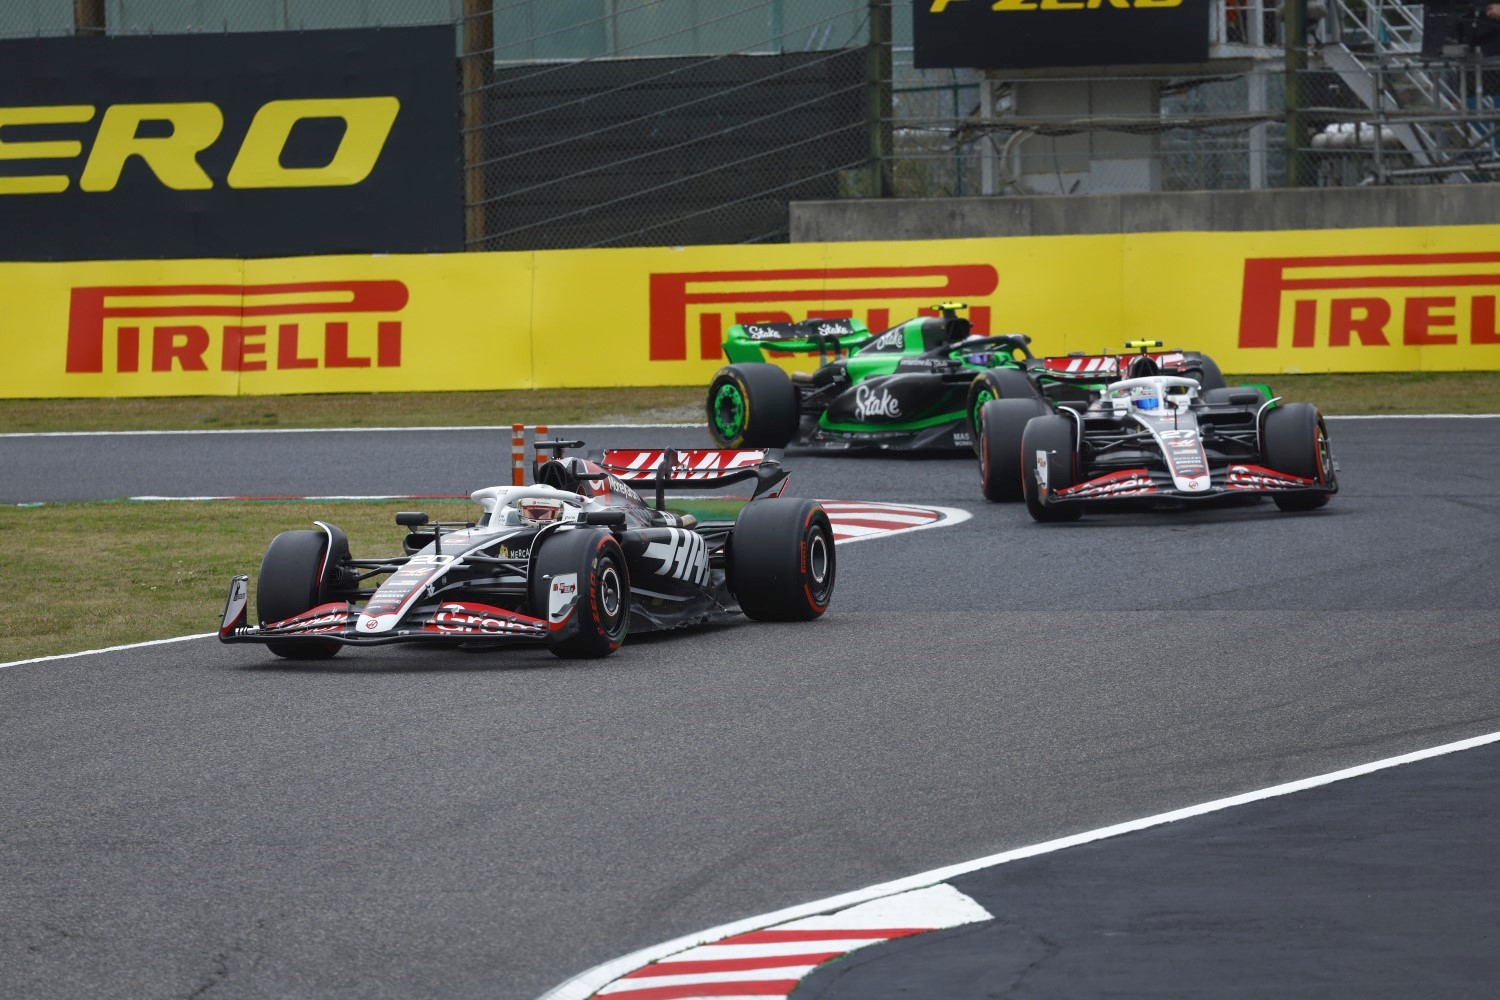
[648,264,999,362]
[1238,252,1500,349]
[65,280,409,374]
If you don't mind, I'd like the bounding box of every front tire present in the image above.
[966,367,1041,456]
[707,363,799,448]
[1020,415,1083,523]
[1263,402,1335,511]
[729,499,835,621]
[978,398,1049,502]
[257,527,349,659]
[530,529,630,658]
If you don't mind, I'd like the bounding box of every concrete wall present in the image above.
[790,184,1500,242]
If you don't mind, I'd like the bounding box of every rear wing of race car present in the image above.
[722,317,870,365]
[599,448,790,509]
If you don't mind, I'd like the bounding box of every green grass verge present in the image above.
[1,373,1497,434]
[0,499,476,664]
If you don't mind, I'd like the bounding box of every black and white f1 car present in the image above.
[219,447,835,659]
[977,374,1338,521]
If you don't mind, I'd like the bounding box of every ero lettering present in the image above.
[0,97,398,195]
[1239,253,1500,349]
[648,264,999,362]
[65,281,409,374]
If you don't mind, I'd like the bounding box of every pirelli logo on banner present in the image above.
[65,281,409,375]
[648,265,1000,362]
[1238,253,1500,349]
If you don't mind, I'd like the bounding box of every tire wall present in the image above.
[5,217,1500,398]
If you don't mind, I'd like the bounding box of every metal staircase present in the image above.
[1317,0,1500,182]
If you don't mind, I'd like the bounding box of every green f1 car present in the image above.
[704,304,1230,452]
[706,303,1037,451]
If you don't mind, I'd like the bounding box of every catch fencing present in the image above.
[5,1,1500,253]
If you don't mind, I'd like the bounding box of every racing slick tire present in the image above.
[1182,352,1228,391]
[707,364,799,449]
[257,527,350,659]
[978,398,1050,503]
[966,367,1042,457]
[530,528,630,658]
[728,499,835,622]
[1020,415,1083,523]
[1262,402,1335,512]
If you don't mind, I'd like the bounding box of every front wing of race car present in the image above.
[1039,463,1336,508]
[218,576,553,649]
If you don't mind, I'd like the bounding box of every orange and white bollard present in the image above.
[534,424,549,478]
[511,423,526,486]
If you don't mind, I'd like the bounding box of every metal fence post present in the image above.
[73,0,105,36]
[1284,0,1312,186]
[867,0,893,198]
[462,0,495,249]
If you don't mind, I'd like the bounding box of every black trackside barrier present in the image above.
[0,27,461,260]
[914,1,1210,72]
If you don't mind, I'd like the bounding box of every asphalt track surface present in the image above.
[1,417,1497,999]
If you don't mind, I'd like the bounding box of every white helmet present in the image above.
[517,497,566,525]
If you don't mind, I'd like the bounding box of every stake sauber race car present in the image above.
[706,305,1228,455]
[706,303,1038,451]
[219,446,835,659]
[977,363,1337,521]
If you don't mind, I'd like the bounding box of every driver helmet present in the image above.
[517,497,566,525]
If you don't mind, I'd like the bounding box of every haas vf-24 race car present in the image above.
[219,447,835,659]
[978,374,1338,521]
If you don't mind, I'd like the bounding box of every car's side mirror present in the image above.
[395,511,430,527]
[581,510,626,526]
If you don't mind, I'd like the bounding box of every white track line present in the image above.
[1325,414,1499,420]
[0,632,214,670]
[0,423,700,439]
[536,727,1500,1000]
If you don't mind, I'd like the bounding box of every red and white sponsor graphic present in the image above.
[602,449,769,481]
[1056,468,1159,500]
[595,884,990,999]
[819,500,964,543]
[1226,464,1317,491]
[263,601,354,634]
[1039,351,1185,375]
[423,601,546,636]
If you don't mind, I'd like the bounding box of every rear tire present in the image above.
[1182,352,1227,391]
[530,529,630,658]
[978,398,1049,502]
[1263,402,1335,511]
[966,367,1041,456]
[257,527,348,659]
[729,499,835,621]
[1020,415,1083,523]
[707,363,799,448]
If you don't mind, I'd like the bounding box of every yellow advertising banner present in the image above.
[2,222,1498,398]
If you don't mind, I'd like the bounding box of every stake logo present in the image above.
[1239,253,1500,349]
[648,264,999,362]
[65,280,409,375]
